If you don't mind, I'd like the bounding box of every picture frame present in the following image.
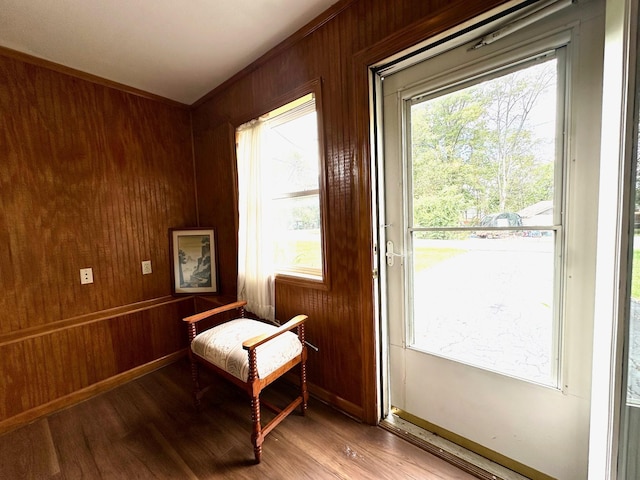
[169,227,217,295]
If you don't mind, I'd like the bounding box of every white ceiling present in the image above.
[0,0,339,104]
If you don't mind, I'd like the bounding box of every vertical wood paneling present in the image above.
[0,53,197,426]
[193,123,239,298]
[192,0,510,422]
[0,299,192,422]
[0,55,196,331]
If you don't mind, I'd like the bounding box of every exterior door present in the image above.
[380,2,604,479]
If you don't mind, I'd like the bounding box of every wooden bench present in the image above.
[183,300,308,463]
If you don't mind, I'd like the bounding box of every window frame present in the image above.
[235,79,330,290]
[401,48,568,387]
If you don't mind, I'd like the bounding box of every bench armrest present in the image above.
[242,315,308,350]
[183,300,247,324]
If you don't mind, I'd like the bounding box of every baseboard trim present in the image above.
[307,382,364,421]
[279,371,365,421]
[0,349,188,436]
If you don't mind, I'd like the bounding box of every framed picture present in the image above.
[169,228,217,295]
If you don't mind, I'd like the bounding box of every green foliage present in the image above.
[290,204,320,229]
[410,60,557,227]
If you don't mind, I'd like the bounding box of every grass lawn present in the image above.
[286,239,640,295]
[633,248,640,300]
[280,239,466,273]
[276,239,322,269]
[414,245,466,272]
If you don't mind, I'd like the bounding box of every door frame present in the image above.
[369,0,563,424]
[588,0,639,478]
[359,0,537,425]
[369,0,622,478]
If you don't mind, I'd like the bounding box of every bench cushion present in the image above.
[191,318,302,381]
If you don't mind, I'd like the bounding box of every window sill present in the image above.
[275,273,329,291]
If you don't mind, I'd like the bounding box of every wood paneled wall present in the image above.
[192,0,510,422]
[0,54,196,430]
[193,122,238,297]
[0,0,512,431]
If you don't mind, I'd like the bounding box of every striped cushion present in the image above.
[191,318,302,381]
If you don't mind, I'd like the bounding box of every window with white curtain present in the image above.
[266,94,323,278]
[236,92,324,318]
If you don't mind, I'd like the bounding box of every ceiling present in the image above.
[0,0,339,104]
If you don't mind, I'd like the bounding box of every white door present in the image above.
[380,2,604,479]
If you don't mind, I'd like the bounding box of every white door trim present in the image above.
[588,0,638,478]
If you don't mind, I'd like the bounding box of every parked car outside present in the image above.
[474,212,522,238]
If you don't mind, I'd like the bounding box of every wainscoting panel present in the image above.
[0,298,193,427]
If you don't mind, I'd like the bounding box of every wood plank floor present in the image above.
[0,359,477,479]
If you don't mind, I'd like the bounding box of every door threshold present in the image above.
[380,413,531,480]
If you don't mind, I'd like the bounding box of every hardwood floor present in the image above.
[0,359,476,479]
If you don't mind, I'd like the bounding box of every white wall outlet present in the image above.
[141,260,152,275]
[80,268,93,284]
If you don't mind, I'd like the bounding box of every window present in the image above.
[236,90,325,319]
[265,95,323,278]
[406,52,564,386]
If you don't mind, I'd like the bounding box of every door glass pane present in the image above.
[411,231,556,385]
[630,219,640,406]
[620,111,640,479]
[628,128,640,407]
[408,57,560,386]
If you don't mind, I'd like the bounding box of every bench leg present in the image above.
[300,360,308,415]
[251,395,263,463]
[190,358,201,411]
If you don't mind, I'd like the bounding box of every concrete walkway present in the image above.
[409,236,640,399]
[412,236,555,385]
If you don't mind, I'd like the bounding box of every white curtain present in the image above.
[236,120,275,321]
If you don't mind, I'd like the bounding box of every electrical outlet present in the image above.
[141,260,152,275]
[80,268,93,284]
